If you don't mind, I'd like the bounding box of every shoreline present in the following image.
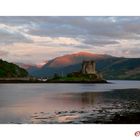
[0,79,108,84]
[46,79,107,83]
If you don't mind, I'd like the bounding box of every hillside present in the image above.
[0,59,28,78]
[27,52,140,80]
[100,58,140,80]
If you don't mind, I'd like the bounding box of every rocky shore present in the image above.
[29,100,140,124]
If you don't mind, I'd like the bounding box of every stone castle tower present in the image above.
[82,60,96,74]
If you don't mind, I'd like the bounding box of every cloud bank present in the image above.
[0,16,140,64]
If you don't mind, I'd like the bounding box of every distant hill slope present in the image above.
[0,59,28,78]
[27,52,140,80]
[100,58,140,80]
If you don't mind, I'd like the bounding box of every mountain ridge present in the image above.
[26,52,140,80]
[42,51,112,68]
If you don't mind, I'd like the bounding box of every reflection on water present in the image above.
[81,93,96,105]
[0,80,139,123]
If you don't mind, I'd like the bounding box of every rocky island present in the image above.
[47,60,107,83]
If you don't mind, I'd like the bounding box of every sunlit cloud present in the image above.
[0,43,78,64]
[29,35,82,46]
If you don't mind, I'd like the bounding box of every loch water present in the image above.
[0,80,140,123]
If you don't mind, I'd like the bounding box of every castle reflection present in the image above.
[50,92,102,108]
[80,93,96,105]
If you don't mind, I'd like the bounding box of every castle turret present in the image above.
[82,60,96,74]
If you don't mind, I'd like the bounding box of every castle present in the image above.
[82,60,96,74]
[49,60,106,83]
[81,60,103,80]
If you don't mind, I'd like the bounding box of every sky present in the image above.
[0,16,140,65]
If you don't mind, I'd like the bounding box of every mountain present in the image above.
[46,52,110,68]
[27,52,111,77]
[0,59,28,78]
[27,52,140,80]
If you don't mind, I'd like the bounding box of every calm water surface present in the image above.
[0,80,140,123]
